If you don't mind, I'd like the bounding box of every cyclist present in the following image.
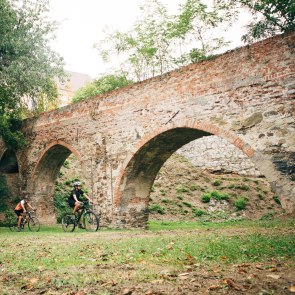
[14,192,36,231]
[68,181,93,227]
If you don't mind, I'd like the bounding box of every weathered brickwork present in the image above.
[0,32,294,227]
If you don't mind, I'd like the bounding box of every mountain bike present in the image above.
[61,201,100,232]
[9,211,40,232]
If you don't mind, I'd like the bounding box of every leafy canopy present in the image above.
[72,74,133,103]
[218,0,295,42]
[0,0,65,149]
[95,0,231,82]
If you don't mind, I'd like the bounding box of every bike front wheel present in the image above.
[83,210,99,232]
[61,214,76,232]
[28,217,40,232]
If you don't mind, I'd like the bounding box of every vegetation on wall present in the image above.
[0,0,65,150]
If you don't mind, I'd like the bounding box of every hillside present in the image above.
[149,154,284,222]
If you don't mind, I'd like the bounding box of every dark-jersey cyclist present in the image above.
[68,182,93,226]
[14,192,36,231]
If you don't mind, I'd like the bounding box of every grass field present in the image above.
[0,218,294,294]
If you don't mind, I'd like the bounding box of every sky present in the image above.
[48,0,250,79]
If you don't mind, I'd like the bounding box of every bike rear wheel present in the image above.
[83,210,99,232]
[28,217,40,232]
[61,214,76,232]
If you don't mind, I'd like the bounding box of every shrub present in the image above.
[148,204,165,214]
[161,198,168,203]
[176,186,190,194]
[177,195,183,200]
[160,189,166,196]
[192,208,206,217]
[273,195,281,205]
[234,197,247,210]
[183,201,192,208]
[201,193,211,203]
[213,179,221,186]
[211,190,229,201]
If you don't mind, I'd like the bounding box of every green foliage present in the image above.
[72,74,133,102]
[273,195,281,206]
[211,190,230,201]
[234,197,248,210]
[0,0,65,149]
[177,195,183,200]
[183,201,192,208]
[95,0,232,81]
[192,208,207,217]
[201,193,211,203]
[260,212,274,220]
[212,179,221,186]
[160,189,166,196]
[161,198,168,203]
[176,185,190,194]
[219,0,295,42]
[148,204,165,214]
[201,190,229,203]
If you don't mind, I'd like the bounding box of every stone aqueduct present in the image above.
[0,32,294,227]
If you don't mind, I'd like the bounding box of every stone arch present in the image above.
[113,119,256,228]
[31,140,81,224]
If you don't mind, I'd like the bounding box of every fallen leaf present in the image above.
[208,285,221,290]
[266,274,280,280]
[225,278,244,291]
[288,285,295,293]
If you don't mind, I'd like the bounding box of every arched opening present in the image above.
[0,149,19,173]
[115,127,282,228]
[32,142,83,224]
[115,127,211,227]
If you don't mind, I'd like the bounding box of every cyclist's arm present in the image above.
[27,202,35,211]
[84,193,92,202]
[73,193,79,203]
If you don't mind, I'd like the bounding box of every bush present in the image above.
[273,195,281,205]
[213,179,221,186]
[211,190,229,201]
[148,204,165,214]
[234,197,247,210]
[201,193,211,203]
[192,208,206,217]
[183,201,192,208]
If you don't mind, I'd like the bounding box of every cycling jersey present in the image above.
[15,199,27,211]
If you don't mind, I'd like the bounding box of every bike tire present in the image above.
[61,214,76,232]
[28,217,40,232]
[83,210,99,232]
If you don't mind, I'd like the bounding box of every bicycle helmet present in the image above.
[73,181,81,187]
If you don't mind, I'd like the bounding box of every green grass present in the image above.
[0,218,294,294]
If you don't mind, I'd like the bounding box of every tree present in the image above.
[72,74,133,103]
[218,0,295,42]
[0,0,65,149]
[95,0,231,82]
